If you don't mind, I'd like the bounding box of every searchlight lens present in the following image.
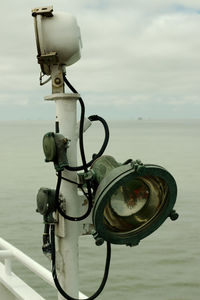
[104,176,168,233]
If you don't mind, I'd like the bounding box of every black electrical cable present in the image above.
[63,73,88,172]
[63,73,93,220]
[59,174,89,199]
[54,74,109,221]
[55,113,110,220]
[57,173,79,186]
[63,114,109,171]
[55,171,93,221]
[50,75,111,300]
[88,114,110,162]
[54,74,93,221]
[63,74,110,171]
[50,224,111,300]
[123,159,133,165]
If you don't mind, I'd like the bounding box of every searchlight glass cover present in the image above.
[104,176,168,233]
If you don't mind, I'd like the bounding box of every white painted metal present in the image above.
[0,238,54,287]
[76,118,92,138]
[36,12,82,66]
[45,93,81,300]
[0,237,87,299]
[0,249,12,275]
[0,250,12,258]
[0,262,46,300]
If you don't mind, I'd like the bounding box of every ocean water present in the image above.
[0,119,199,300]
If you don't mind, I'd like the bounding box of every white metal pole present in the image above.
[45,93,80,300]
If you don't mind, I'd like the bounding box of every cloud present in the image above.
[74,11,200,102]
[0,0,200,119]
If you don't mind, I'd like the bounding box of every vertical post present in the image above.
[45,93,80,300]
[5,258,12,276]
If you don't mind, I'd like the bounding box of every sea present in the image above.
[0,119,199,300]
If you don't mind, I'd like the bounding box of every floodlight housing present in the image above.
[36,187,56,224]
[92,156,178,246]
[32,6,82,75]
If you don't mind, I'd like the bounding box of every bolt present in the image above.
[126,240,140,247]
[91,230,104,246]
[170,210,179,221]
[54,77,61,85]
[95,237,104,246]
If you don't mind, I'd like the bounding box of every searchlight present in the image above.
[91,156,178,246]
[32,6,81,75]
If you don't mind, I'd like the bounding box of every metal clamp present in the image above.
[32,6,53,17]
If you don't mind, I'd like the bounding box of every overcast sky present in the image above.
[0,0,200,120]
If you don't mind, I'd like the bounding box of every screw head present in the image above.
[54,77,61,85]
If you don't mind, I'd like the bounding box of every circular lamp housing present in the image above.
[33,7,82,74]
[92,159,177,246]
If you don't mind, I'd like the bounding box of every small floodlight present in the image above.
[92,156,178,246]
[32,6,82,76]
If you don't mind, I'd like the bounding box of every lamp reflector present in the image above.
[103,176,168,233]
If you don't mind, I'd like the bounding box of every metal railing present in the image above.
[0,237,86,300]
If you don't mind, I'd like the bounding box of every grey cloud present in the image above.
[0,0,200,119]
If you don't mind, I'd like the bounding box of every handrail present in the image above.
[0,237,54,287]
[0,237,87,299]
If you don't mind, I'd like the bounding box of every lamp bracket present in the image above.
[32,6,53,17]
[38,52,58,66]
[50,64,65,93]
[37,52,59,78]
